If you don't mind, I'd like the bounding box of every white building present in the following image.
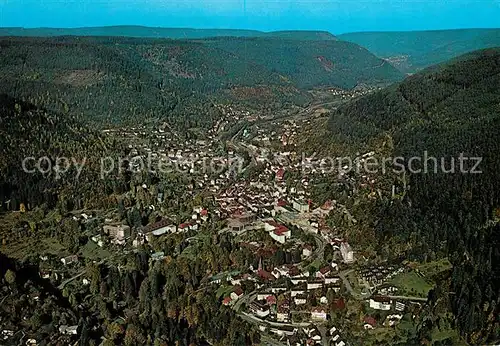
[270,228,291,244]
[307,280,323,290]
[294,296,307,305]
[152,224,176,236]
[302,246,313,258]
[311,308,327,321]
[340,242,354,263]
[293,199,310,213]
[325,275,341,285]
[384,314,403,327]
[257,293,273,301]
[369,297,391,311]
[395,301,406,312]
[250,302,270,318]
[271,269,281,279]
[291,290,305,297]
[103,224,131,245]
[291,278,307,285]
[91,234,104,247]
[230,288,244,301]
[59,325,78,335]
[271,287,287,294]
[277,311,289,322]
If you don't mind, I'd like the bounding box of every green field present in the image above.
[417,258,453,278]
[430,313,465,345]
[307,258,323,272]
[389,271,434,297]
[216,285,235,299]
[79,240,113,262]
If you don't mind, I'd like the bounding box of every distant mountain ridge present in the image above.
[0,26,337,41]
[338,28,500,73]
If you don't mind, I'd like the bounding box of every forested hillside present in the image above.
[0,36,264,128]
[0,94,113,212]
[0,35,401,127]
[0,235,259,345]
[206,37,402,88]
[325,48,500,343]
[339,29,500,73]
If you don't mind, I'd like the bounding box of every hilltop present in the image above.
[260,30,336,40]
[338,28,500,73]
[0,26,337,41]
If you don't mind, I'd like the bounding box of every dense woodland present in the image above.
[0,36,401,128]
[205,37,403,88]
[0,94,114,211]
[0,237,260,346]
[323,49,500,343]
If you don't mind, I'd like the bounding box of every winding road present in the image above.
[229,211,328,345]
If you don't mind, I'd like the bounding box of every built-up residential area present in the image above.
[21,93,438,346]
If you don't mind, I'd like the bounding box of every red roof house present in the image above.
[364,316,377,328]
[266,295,277,305]
[276,168,285,181]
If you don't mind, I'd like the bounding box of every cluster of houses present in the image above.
[17,98,430,346]
[35,252,82,294]
[214,163,312,222]
[245,118,302,148]
[210,104,257,137]
[362,296,407,330]
[245,117,299,146]
[96,106,369,344]
[253,321,348,346]
[103,121,250,201]
[90,205,211,248]
[212,254,346,326]
[358,264,406,289]
[245,261,343,323]
[325,86,377,100]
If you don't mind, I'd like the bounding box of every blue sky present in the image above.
[0,0,499,34]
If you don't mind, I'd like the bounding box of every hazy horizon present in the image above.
[1,0,499,34]
[2,24,500,35]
